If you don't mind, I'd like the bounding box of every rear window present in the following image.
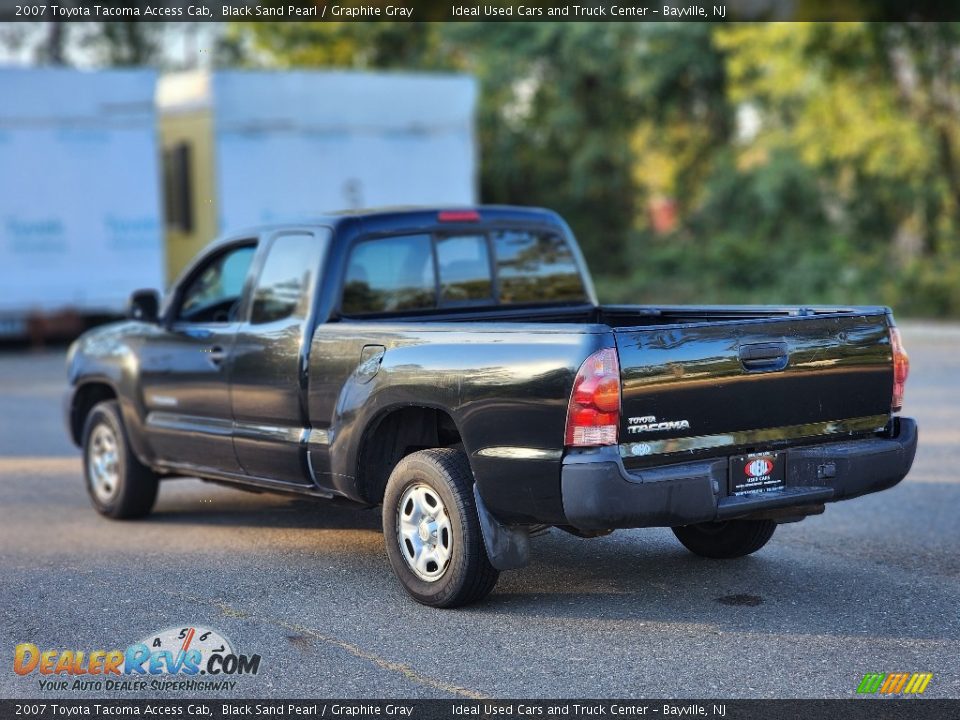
[493,230,587,304]
[342,234,435,315]
[436,234,493,303]
[341,227,587,315]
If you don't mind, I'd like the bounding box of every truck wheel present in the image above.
[672,519,776,559]
[82,400,158,519]
[382,448,499,608]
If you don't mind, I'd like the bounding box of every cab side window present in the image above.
[177,243,255,323]
[250,232,325,324]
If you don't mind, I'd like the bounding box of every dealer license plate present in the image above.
[729,451,786,496]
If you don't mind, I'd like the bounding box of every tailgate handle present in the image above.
[739,342,789,372]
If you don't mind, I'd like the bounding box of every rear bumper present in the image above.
[561,417,918,530]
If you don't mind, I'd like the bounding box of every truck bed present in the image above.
[344,302,895,468]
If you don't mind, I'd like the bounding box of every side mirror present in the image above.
[128,289,161,323]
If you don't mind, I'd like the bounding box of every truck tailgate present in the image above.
[615,312,893,457]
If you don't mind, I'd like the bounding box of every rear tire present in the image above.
[672,519,776,559]
[82,400,158,519]
[382,448,499,608]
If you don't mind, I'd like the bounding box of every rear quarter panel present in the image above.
[308,322,608,524]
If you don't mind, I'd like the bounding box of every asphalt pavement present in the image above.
[0,323,957,699]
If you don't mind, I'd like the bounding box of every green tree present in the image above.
[449,23,648,274]
[239,21,456,70]
[79,22,167,66]
[710,23,960,314]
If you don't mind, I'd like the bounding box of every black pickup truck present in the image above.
[65,206,917,607]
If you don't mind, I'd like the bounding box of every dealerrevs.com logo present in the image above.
[14,626,261,693]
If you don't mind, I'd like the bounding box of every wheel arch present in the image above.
[68,381,119,446]
[353,404,465,506]
[351,403,532,572]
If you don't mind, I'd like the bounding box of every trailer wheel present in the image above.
[82,400,158,519]
[382,448,499,608]
[672,519,776,559]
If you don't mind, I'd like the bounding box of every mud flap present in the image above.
[473,485,531,570]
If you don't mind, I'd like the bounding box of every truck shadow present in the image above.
[141,477,957,645]
[149,485,382,532]
[480,516,957,642]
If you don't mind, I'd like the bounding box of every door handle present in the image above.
[205,345,227,367]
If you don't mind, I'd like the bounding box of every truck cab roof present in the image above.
[215,205,566,245]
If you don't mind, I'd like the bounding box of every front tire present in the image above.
[82,400,158,519]
[672,519,776,559]
[382,448,499,608]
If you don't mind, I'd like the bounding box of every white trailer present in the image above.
[0,68,164,337]
[0,67,478,338]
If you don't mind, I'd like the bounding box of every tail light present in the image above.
[890,326,909,412]
[565,348,620,447]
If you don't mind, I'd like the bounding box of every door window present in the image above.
[177,244,255,323]
[250,232,326,324]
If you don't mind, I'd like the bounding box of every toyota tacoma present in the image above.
[65,206,917,607]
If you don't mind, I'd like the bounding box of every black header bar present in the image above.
[0,0,957,22]
[0,700,955,720]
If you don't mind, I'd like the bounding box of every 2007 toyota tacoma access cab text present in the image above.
[65,206,917,607]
